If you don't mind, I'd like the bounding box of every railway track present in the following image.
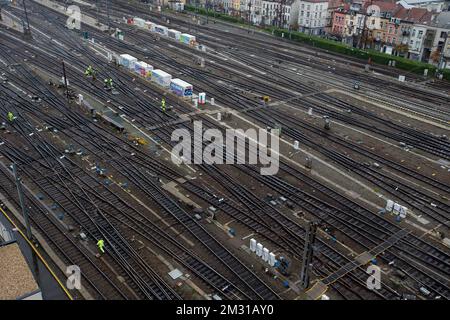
[1,1,449,300]
[0,34,281,299]
[0,163,130,300]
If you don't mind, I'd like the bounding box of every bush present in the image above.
[265,27,438,76]
[184,5,245,24]
[443,69,450,81]
[184,7,447,79]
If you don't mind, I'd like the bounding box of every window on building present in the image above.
[307,5,310,10]
[440,31,447,38]
[418,30,423,39]
[306,12,310,17]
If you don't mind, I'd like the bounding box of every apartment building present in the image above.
[297,0,329,35]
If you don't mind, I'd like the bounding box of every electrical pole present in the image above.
[62,60,70,102]
[299,221,318,290]
[105,0,110,31]
[96,0,99,24]
[247,0,251,33]
[22,0,32,38]
[12,163,33,241]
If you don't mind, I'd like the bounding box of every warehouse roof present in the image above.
[0,242,39,300]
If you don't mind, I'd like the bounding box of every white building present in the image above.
[429,11,450,66]
[297,0,329,35]
[240,0,263,24]
[342,12,366,44]
[408,24,428,60]
[222,0,234,13]
[261,0,297,27]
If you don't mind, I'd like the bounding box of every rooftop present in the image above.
[401,0,446,4]
[368,1,399,13]
[393,6,434,23]
[431,10,450,27]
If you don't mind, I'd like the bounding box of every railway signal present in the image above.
[323,116,331,130]
[305,157,312,169]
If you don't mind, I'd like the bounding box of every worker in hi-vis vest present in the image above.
[7,112,14,123]
[97,239,105,254]
[161,97,166,112]
[104,78,113,90]
[85,65,93,76]
[85,65,96,80]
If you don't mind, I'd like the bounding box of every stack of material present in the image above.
[119,54,138,69]
[151,69,172,87]
[170,78,193,97]
[168,29,181,41]
[134,61,153,78]
[180,33,196,45]
[154,25,168,37]
[145,21,155,32]
[133,17,145,28]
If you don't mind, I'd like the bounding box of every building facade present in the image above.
[297,0,329,35]
[207,0,450,66]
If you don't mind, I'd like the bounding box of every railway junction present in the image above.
[0,0,449,302]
